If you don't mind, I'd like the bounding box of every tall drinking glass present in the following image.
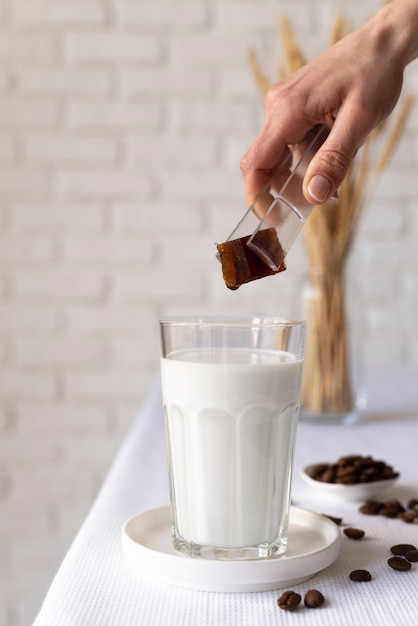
[159,316,305,561]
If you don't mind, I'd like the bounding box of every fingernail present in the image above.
[307,175,332,203]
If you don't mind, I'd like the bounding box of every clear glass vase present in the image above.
[299,268,366,425]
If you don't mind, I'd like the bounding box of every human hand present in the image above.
[241,0,418,206]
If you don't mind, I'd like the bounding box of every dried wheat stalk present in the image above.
[247,48,271,97]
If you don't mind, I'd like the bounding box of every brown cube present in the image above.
[217,227,286,290]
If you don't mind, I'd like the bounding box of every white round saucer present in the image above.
[301,464,399,502]
[121,505,341,593]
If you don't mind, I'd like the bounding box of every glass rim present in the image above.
[159,315,306,329]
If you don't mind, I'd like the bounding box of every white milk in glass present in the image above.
[161,347,303,555]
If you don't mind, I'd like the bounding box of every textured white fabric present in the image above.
[34,368,418,626]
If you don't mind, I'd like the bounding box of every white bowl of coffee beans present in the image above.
[301,454,400,502]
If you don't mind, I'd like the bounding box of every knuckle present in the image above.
[265,83,280,108]
[240,151,251,175]
[319,147,351,176]
[265,81,290,114]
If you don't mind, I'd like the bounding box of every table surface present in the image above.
[34,367,418,626]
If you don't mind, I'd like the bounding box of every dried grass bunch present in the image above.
[249,14,415,415]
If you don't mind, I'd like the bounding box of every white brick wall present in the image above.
[0,1,417,624]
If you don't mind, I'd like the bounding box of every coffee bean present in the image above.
[349,569,372,582]
[390,543,417,556]
[399,512,417,523]
[277,590,301,611]
[339,454,363,465]
[388,556,412,571]
[359,500,383,516]
[343,527,365,540]
[309,463,330,479]
[321,467,337,483]
[405,549,418,563]
[359,467,381,482]
[304,589,325,608]
[336,473,358,485]
[380,499,405,518]
[407,498,418,510]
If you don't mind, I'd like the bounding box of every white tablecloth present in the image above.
[34,368,418,626]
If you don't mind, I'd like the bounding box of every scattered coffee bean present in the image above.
[407,498,418,510]
[381,499,405,518]
[359,500,383,516]
[277,590,301,611]
[399,511,418,524]
[304,589,325,608]
[387,556,411,572]
[323,514,342,526]
[390,543,416,556]
[344,527,365,540]
[349,569,372,582]
[405,549,418,563]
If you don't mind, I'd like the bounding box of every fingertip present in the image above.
[306,174,333,204]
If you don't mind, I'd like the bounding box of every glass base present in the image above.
[173,535,287,561]
[299,406,362,425]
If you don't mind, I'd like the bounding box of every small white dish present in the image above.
[121,505,341,593]
[301,464,399,502]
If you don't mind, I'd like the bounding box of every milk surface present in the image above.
[161,347,303,550]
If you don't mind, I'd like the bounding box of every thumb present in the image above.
[302,121,363,204]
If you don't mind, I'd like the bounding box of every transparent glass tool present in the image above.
[216,125,330,289]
